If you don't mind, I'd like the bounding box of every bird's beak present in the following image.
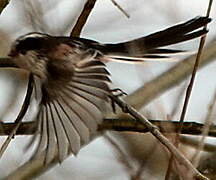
[0,47,19,68]
[8,49,18,57]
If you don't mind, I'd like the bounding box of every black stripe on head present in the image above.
[15,33,51,55]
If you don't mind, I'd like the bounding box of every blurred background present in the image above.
[0,0,216,179]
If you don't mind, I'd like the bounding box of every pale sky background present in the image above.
[0,0,216,179]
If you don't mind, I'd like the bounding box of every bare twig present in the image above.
[0,74,33,158]
[192,89,216,166]
[165,1,213,179]
[165,84,187,180]
[110,0,130,18]
[70,0,97,37]
[170,83,187,118]
[178,0,213,143]
[2,118,216,137]
[110,95,208,179]
[70,0,129,37]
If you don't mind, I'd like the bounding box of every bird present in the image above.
[7,16,210,164]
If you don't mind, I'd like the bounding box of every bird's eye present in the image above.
[16,37,43,54]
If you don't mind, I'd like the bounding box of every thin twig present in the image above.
[110,95,208,180]
[165,84,187,180]
[191,89,216,166]
[170,83,187,118]
[70,0,97,37]
[178,0,213,143]
[0,74,33,158]
[70,0,129,37]
[110,0,130,18]
[163,1,213,178]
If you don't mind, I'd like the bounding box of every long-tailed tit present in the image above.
[7,16,210,163]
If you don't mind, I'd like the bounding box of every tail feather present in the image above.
[105,55,174,63]
[101,16,210,61]
[145,48,185,55]
[128,16,210,50]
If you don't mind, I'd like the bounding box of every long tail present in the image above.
[100,16,211,62]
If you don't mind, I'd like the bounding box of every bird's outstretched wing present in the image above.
[31,52,111,164]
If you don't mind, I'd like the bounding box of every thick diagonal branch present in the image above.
[126,40,216,109]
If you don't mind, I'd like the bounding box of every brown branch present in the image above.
[100,119,216,137]
[0,57,17,68]
[125,40,216,110]
[1,119,216,137]
[2,119,215,180]
[0,74,34,158]
[70,0,97,37]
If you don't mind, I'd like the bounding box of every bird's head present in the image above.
[8,32,56,80]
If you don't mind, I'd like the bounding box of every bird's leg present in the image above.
[108,88,127,113]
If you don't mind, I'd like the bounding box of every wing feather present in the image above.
[72,79,110,92]
[29,50,110,163]
[57,91,98,132]
[74,67,110,75]
[55,90,90,145]
[33,106,47,157]
[45,104,57,164]
[49,102,68,162]
[68,82,109,101]
[53,98,81,154]
[73,74,111,82]
[63,85,106,113]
